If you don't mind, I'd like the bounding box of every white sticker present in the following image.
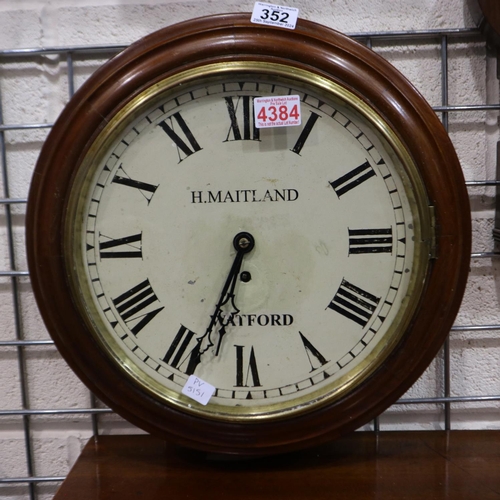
[254,95,301,129]
[182,375,216,406]
[251,2,299,30]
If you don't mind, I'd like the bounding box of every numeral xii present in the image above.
[224,96,260,141]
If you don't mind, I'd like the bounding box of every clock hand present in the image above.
[213,253,243,356]
[199,232,255,358]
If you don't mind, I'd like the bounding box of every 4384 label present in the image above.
[254,95,302,128]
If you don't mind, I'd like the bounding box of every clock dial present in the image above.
[66,65,429,420]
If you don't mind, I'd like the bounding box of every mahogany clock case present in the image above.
[26,14,471,455]
[478,0,500,47]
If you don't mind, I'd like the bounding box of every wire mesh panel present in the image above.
[0,26,499,500]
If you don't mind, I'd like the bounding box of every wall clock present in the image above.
[26,13,471,455]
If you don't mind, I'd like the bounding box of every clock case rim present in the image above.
[26,13,471,455]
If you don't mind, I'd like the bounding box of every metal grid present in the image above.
[0,25,499,499]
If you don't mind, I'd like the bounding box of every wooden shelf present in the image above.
[54,431,500,499]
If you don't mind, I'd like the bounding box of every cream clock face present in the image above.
[67,63,429,420]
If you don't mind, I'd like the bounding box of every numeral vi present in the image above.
[235,345,261,388]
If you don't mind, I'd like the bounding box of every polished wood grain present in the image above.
[54,432,500,499]
[27,14,471,454]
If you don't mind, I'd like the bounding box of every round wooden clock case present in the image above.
[26,14,471,455]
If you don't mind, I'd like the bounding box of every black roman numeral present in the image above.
[290,112,321,155]
[224,96,260,142]
[235,345,261,388]
[158,112,202,162]
[162,324,201,375]
[330,160,376,197]
[299,332,329,371]
[112,165,158,204]
[112,279,164,335]
[99,232,142,259]
[348,228,393,254]
[328,279,380,328]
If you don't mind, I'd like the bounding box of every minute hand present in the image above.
[205,232,255,357]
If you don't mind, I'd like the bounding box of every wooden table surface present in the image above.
[54,431,500,499]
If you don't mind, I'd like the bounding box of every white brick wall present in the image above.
[0,1,498,499]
